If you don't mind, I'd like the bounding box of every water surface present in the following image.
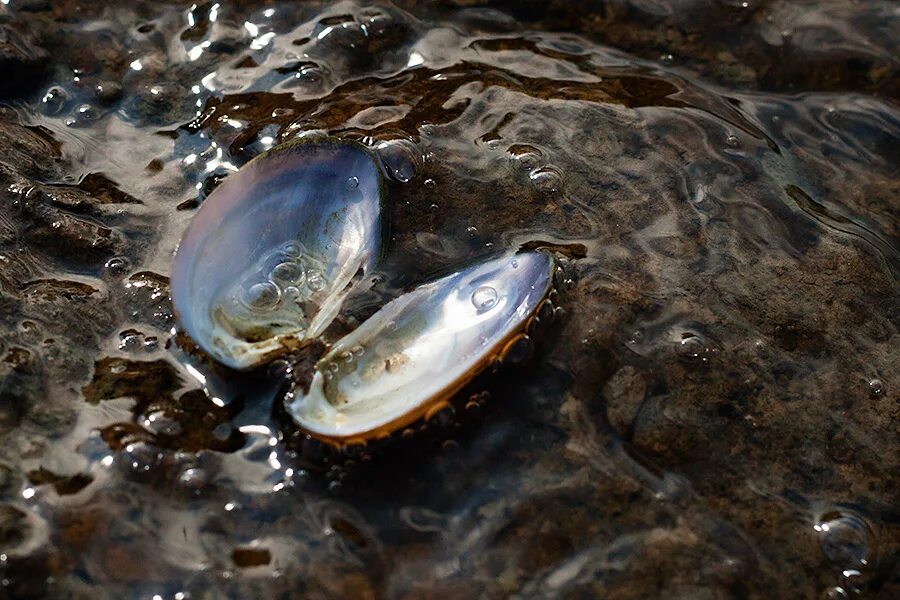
[0,1,897,598]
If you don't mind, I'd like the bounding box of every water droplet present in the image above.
[270,261,305,286]
[345,176,359,189]
[241,281,281,310]
[307,271,326,292]
[466,226,478,236]
[471,286,498,311]
[423,178,436,189]
[726,134,740,147]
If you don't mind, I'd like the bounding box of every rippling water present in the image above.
[0,1,897,598]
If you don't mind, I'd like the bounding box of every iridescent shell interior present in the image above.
[171,139,384,369]
[285,251,555,441]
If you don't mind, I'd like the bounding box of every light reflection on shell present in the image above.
[285,251,555,442]
[171,138,384,369]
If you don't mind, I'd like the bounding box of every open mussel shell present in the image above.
[171,138,384,369]
[285,251,556,442]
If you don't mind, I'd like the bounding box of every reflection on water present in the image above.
[0,0,897,598]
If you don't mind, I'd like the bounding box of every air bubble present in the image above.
[471,286,498,311]
[120,442,162,478]
[141,409,184,437]
[104,256,131,275]
[41,87,67,115]
[74,103,98,122]
[840,569,865,595]
[507,144,543,169]
[345,176,359,189]
[529,166,562,192]
[295,64,323,84]
[307,271,326,292]
[815,508,874,568]
[270,261,305,286]
[501,335,533,364]
[868,379,883,397]
[678,333,711,363]
[93,81,123,105]
[118,331,143,351]
[726,134,740,148]
[374,139,422,183]
[282,242,302,257]
[176,465,210,496]
[242,281,281,310]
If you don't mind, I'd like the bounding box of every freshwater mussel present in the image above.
[171,137,558,445]
[171,138,384,369]
[285,251,556,442]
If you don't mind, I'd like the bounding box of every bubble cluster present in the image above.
[236,242,330,313]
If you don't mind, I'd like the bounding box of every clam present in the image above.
[171,138,384,369]
[285,251,555,442]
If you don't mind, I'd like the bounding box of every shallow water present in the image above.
[0,1,898,598]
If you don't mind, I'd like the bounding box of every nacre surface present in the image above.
[286,251,555,441]
[171,138,384,369]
